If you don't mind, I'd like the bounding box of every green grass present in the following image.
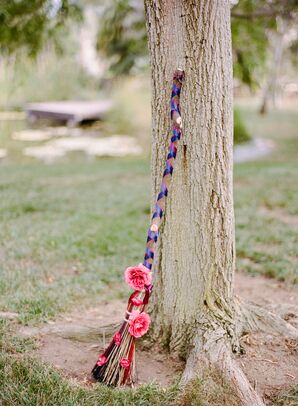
[0,158,150,323]
[0,354,181,406]
[234,108,251,144]
[273,385,298,406]
[234,104,298,283]
[0,103,297,404]
[0,353,241,406]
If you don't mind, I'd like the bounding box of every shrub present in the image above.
[234,108,251,144]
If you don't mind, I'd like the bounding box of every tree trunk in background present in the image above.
[79,5,106,78]
[259,35,283,115]
[144,2,264,405]
[259,17,287,115]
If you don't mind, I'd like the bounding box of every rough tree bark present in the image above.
[144,1,297,405]
[145,0,235,354]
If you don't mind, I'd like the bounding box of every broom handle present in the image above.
[143,69,185,271]
[92,70,185,386]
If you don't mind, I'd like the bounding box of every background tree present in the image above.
[143,1,298,405]
[96,0,147,75]
[95,0,298,144]
[97,0,296,81]
[97,0,297,118]
[231,0,298,112]
[0,0,81,56]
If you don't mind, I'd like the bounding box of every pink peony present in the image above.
[120,358,131,369]
[96,355,107,366]
[128,310,151,338]
[113,332,122,346]
[124,263,152,291]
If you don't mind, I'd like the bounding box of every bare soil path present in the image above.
[19,273,298,404]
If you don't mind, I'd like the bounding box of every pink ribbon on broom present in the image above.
[92,69,185,386]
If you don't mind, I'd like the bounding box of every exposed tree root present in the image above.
[181,326,265,406]
[55,322,120,342]
[20,322,120,343]
[264,303,298,320]
[0,311,19,320]
[179,301,298,406]
[240,302,298,339]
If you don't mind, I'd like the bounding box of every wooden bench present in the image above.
[26,100,112,127]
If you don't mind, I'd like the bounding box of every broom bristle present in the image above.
[92,293,144,386]
[92,322,135,386]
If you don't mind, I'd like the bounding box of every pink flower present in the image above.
[128,310,151,338]
[124,263,152,291]
[113,332,122,346]
[120,358,131,369]
[96,355,107,366]
[131,297,143,306]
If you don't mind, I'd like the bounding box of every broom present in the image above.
[92,69,185,386]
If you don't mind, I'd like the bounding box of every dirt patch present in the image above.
[19,273,298,401]
[0,311,19,320]
[272,208,298,232]
[259,206,298,232]
[35,334,182,387]
[235,272,298,307]
[238,333,297,404]
[235,273,298,404]
[20,299,183,387]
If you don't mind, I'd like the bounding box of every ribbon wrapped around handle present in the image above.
[92,69,185,386]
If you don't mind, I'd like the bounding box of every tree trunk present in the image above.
[144,1,264,404]
[144,2,298,404]
[145,0,235,354]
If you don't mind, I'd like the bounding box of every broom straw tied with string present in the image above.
[92,69,185,386]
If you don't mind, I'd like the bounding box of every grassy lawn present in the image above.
[0,157,152,323]
[274,385,298,406]
[234,104,298,283]
[0,104,297,404]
